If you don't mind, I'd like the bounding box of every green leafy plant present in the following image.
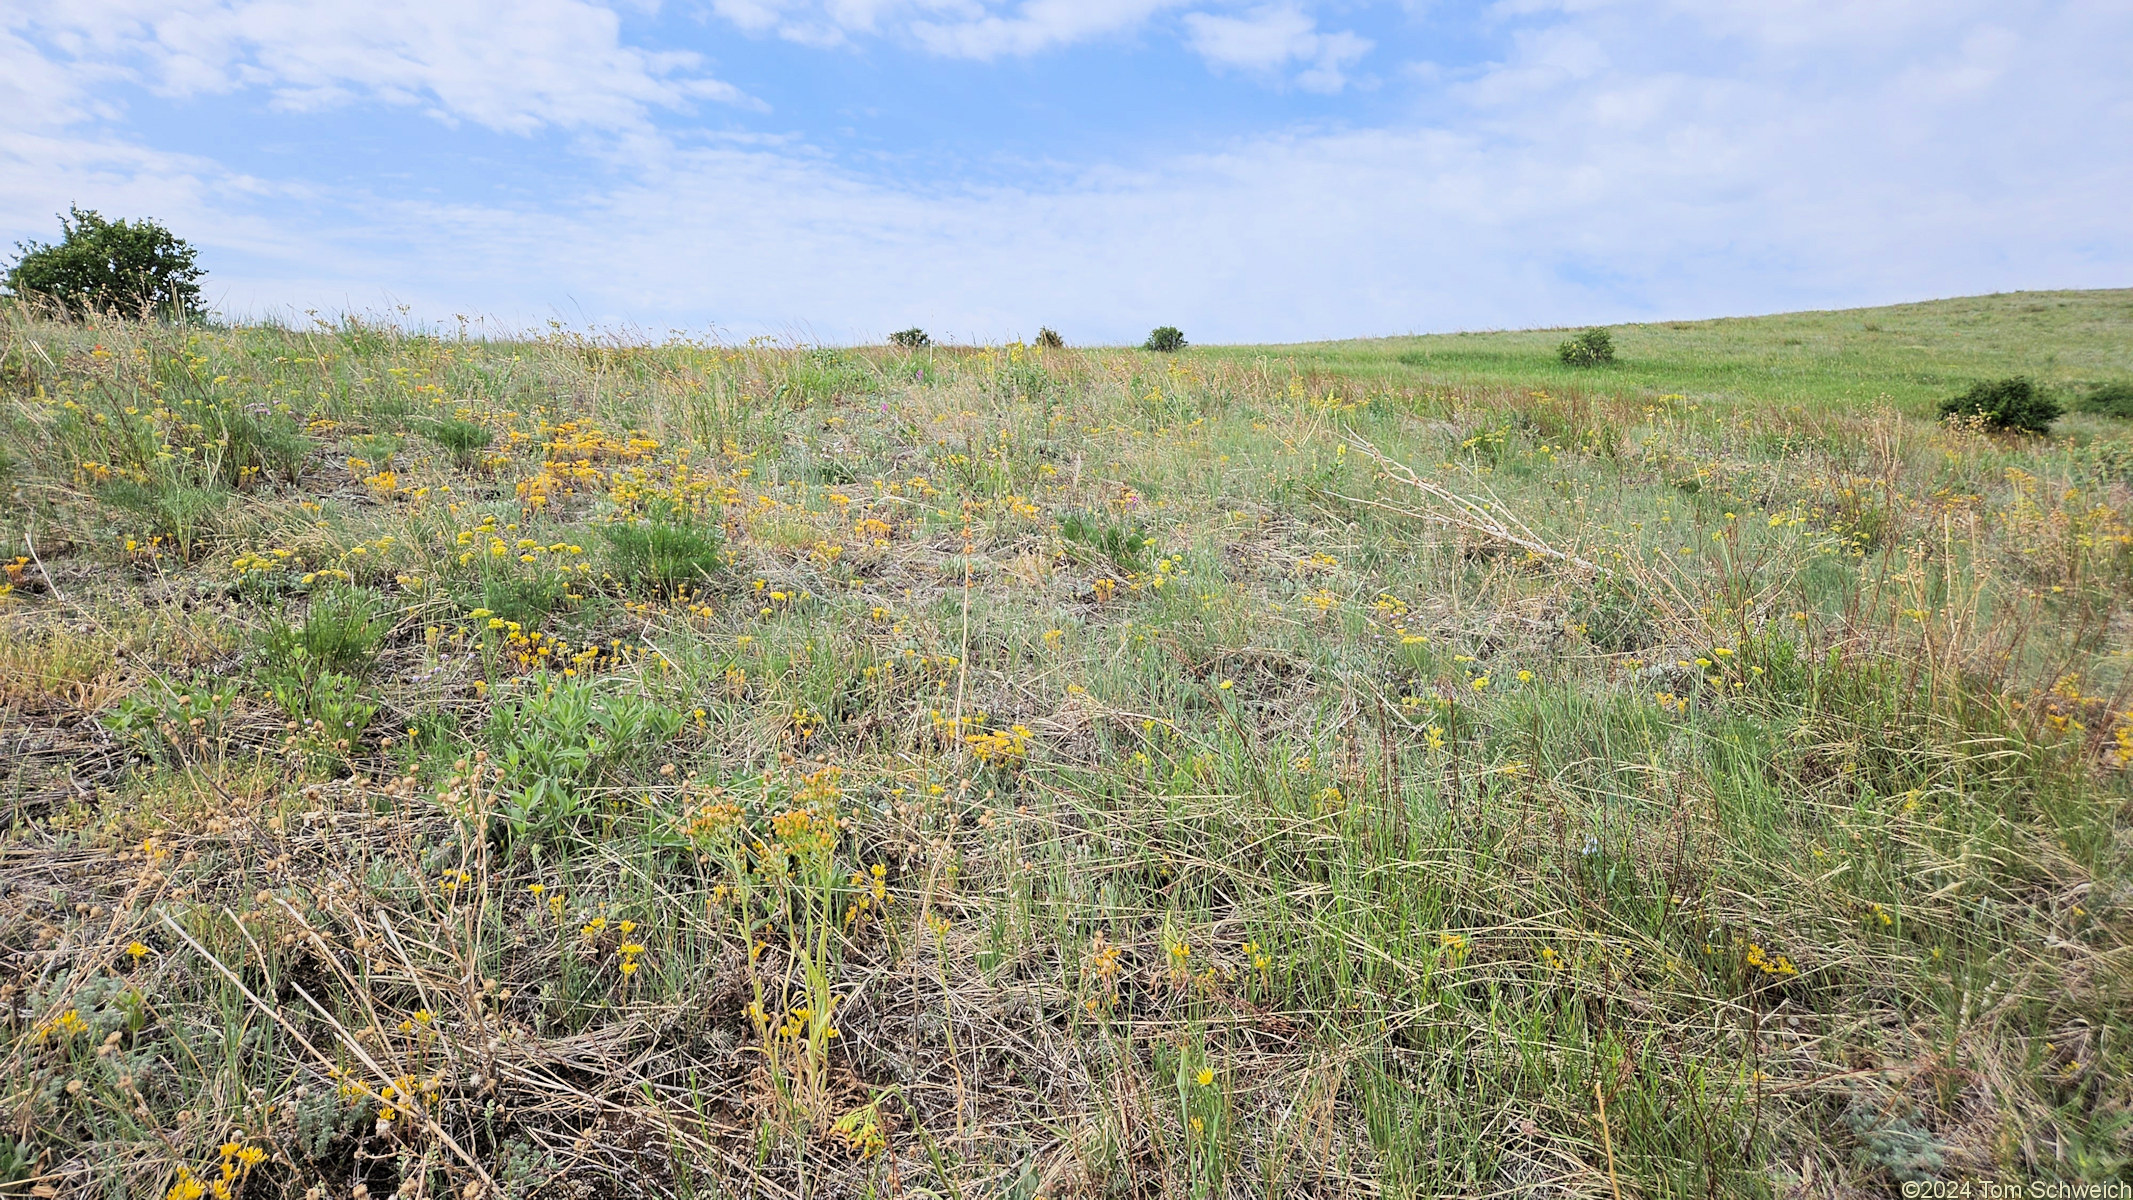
[2075,380,2133,419]
[1557,328,1615,367]
[4,206,205,319]
[485,674,684,843]
[600,513,724,595]
[1058,509,1152,571]
[99,679,235,764]
[889,328,932,349]
[1144,326,1187,353]
[1035,327,1065,349]
[1841,1094,1947,1183]
[1938,376,2061,434]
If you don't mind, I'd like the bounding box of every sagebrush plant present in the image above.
[2,295,2129,1198]
[1557,326,1616,366]
[1938,375,2062,433]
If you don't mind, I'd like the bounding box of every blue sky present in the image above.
[3,0,2128,343]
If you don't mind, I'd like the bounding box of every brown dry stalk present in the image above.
[1337,430,1611,576]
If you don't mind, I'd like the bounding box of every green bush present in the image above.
[3,206,205,319]
[1035,327,1065,349]
[1143,326,1186,353]
[2075,380,2133,419]
[889,328,931,349]
[1557,328,1615,367]
[600,513,724,595]
[1938,376,2061,434]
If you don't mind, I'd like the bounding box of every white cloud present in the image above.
[5,0,752,135]
[1181,6,1372,91]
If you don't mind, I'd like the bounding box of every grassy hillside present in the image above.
[1205,288,2133,417]
[1,292,2129,1198]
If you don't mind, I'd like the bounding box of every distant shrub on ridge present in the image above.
[1143,326,1185,353]
[889,328,931,349]
[2076,380,2133,419]
[1939,376,2060,434]
[1035,327,1065,349]
[1557,328,1615,367]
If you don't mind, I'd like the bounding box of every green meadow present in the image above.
[1,290,2128,1198]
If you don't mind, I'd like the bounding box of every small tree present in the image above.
[1143,326,1185,353]
[4,206,205,320]
[1938,377,2060,434]
[1557,328,1614,367]
[1035,327,1065,350]
[889,328,931,349]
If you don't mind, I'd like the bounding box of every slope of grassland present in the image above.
[0,294,2129,1198]
[1206,288,2133,417]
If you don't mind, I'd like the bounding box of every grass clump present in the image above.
[1557,326,1616,366]
[1938,375,2062,433]
[258,586,389,678]
[599,512,724,596]
[420,416,494,468]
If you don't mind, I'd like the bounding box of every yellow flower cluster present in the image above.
[967,723,1033,764]
[164,1143,266,1200]
[1744,943,1799,977]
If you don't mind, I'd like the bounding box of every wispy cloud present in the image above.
[6,0,754,133]
[1181,6,1372,92]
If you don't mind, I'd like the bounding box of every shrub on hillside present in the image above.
[1557,328,1615,367]
[1938,376,2061,434]
[2075,380,2133,419]
[1035,327,1065,349]
[3,205,205,319]
[1143,326,1186,353]
[889,328,931,349]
